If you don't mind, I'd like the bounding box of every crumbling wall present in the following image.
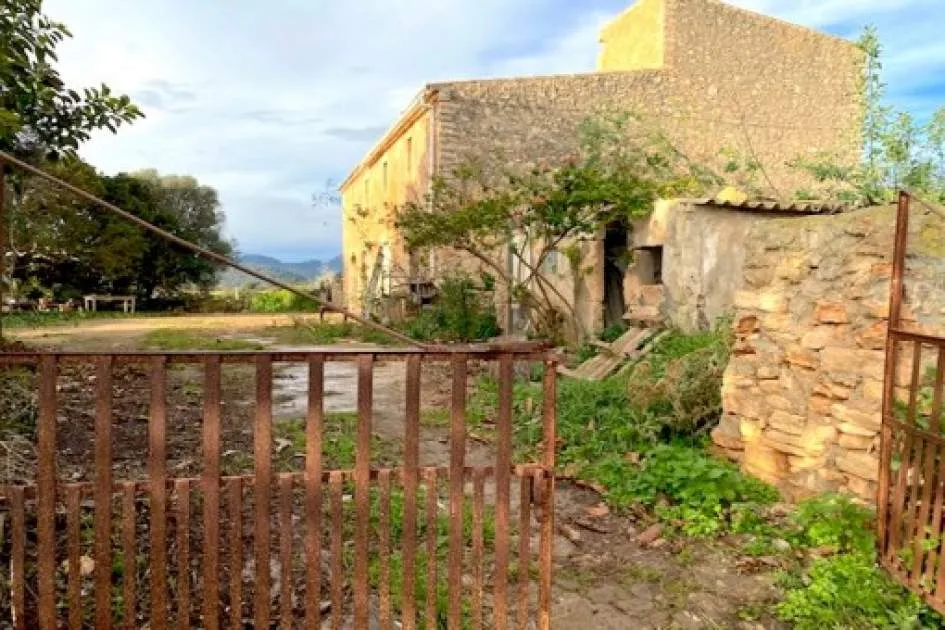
[660,204,766,332]
[712,204,945,500]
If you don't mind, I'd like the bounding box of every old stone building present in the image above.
[339,0,862,324]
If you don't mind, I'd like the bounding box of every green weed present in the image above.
[141,329,264,351]
[271,320,398,346]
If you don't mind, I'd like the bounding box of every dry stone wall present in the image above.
[712,205,945,501]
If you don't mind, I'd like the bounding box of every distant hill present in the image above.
[217,254,342,289]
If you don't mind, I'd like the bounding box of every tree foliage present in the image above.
[10,165,232,302]
[396,113,718,339]
[0,0,142,159]
[792,27,945,204]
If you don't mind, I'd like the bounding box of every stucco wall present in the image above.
[660,204,763,332]
[341,107,433,311]
[711,205,945,501]
[598,0,665,71]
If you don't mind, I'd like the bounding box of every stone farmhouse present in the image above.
[339,0,862,329]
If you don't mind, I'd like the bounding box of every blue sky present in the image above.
[44,0,945,262]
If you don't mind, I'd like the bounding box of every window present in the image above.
[383,161,388,193]
[406,137,413,170]
[635,246,664,285]
[542,250,561,275]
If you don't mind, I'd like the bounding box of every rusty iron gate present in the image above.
[0,347,557,629]
[878,192,945,614]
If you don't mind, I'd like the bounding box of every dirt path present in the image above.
[8,312,317,349]
[10,315,787,628]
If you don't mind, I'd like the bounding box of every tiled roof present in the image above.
[698,198,851,215]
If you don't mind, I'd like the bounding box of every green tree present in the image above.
[396,114,717,340]
[130,170,234,300]
[791,27,945,204]
[0,0,142,159]
[9,166,232,302]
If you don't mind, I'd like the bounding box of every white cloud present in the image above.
[40,0,944,260]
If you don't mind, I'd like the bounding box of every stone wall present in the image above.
[432,0,862,199]
[340,0,864,321]
[711,204,945,501]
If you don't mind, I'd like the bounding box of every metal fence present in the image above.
[879,192,945,614]
[0,347,557,629]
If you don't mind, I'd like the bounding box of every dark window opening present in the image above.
[635,246,663,285]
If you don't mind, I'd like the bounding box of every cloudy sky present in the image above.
[45,0,945,262]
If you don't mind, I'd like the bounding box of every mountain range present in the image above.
[217,253,343,288]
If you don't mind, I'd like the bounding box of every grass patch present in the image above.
[420,408,451,429]
[141,329,265,351]
[2,310,157,329]
[270,320,400,346]
[768,494,936,629]
[272,412,401,471]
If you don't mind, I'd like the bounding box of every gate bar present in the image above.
[879,191,911,558]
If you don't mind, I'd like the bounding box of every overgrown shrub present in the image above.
[627,323,732,438]
[404,275,500,342]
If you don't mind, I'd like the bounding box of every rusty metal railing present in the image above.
[0,347,557,629]
[879,192,945,613]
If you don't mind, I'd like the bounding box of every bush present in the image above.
[593,444,777,535]
[770,493,941,629]
[627,323,732,438]
[404,275,500,342]
[776,553,927,629]
[249,289,319,313]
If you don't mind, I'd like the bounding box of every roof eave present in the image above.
[339,86,438,193]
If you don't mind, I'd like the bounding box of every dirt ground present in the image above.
[6,314,787,629]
